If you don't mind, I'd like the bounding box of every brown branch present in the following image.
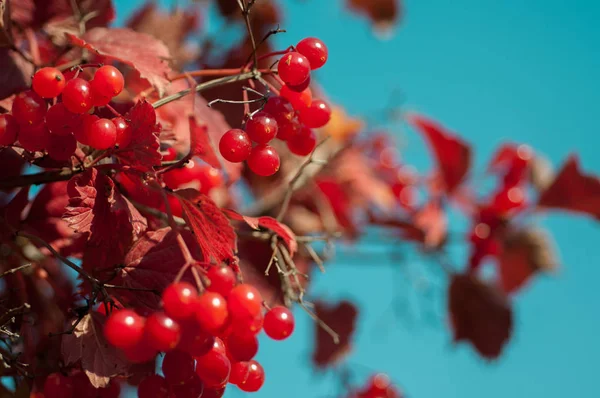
[0,264,31,279]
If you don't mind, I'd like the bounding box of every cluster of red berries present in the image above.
[348,374,403,398]
[103,266,295,397]
[218,38,332,177]
[0,65,129,160]
[40,371,120,398]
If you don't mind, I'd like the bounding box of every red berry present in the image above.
[145,312,181,352]
[47,132,77,161]
[162,147,177,161]
[162,350,196,385]
[92,90,113,107]
[287,125,317,156]
[195,345,231,388]
[0,114,19,146]
[247,144,280,176]
[32,67,66,98]
[176,320,215,357]
[226,332,258,362]
[44,373,74,398]
[45,103,80,136]
[227,284,263,323]
[219,129,252,163]
[98,379,121,398]
[86,118,117,149]
[18,123,50,152]
[123,337,157,363]
[212,337,227,354]
[197,165,223,195]
[230,360,265,392]
[163,282,198,321]
[296,37,328,70]
[299,99,331,128]
[201,387,226,398]
[138,375,170,398]
[280,85,312,111]
[263,96,295,125]
[74,113,99,146]
[230,311,263,337]
[113,116,133,148]
[104,309,145,349]
[12,90,47,127]
[71,371,98,397]
[91,65,125,98]
[264,306,295,340]
[245,112,278,144]
[278,52,311,86]
[276,118,301,141]
[207,266,236,297]
[195,292,229,334]
[62,78,94,114]
[170,373,204,398]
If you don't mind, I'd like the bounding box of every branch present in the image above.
[0,264,31,279]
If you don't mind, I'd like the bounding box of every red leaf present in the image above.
[313,300,358,368]
[316,178,359,237]
[63,168,147,274]
[189,116,221,169]
[115,100,162,171]
[347,0,402,29]
[111,227,202,310]
[66,27,171,96]
[498,228,557,294]
[0,48,34,100]
[448,273,512,359]
[11,0,114,30]
[407,113,471,194]
[61,312,129,388]
[176,188,236,263]
[0,186,29,240]
[537,155,600,219]
[222,209,260,229]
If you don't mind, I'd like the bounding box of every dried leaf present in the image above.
[498,227,558,294]
[407,113,471,194]
[66,28,171,96]
[61,312,129,388]
[176,188,236,263]
[448,273,512,359]
[0,48,34,100]
[189,116,221,169]
[537,155,600,219]
[313,300,358,368]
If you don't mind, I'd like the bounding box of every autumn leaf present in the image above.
[111,227,202,310]
[0,48,34,100]
[537,155,600,219]
[347,0,402,30]
[448,273,512,359]
[189,116,221,169]
[498,227,558,294]
[407,113,471,194]
[114,100,162,171]
[61,312,129,388]
[63,168,147,275]
[176,188,236,263]
[0,0,13,47]
[313,300,359,368]
[66,28,171,96]
[11,0,114,30]
[0,186,29,239]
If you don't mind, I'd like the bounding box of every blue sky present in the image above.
[115,1,600,397]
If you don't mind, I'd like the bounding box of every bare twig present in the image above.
[0,264,31,279]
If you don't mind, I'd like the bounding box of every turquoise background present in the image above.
[113,1,600,397]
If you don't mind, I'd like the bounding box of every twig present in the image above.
[0,264,31,279]
[299,301,340,344]
[239,0,259,70]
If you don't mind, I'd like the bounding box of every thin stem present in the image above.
[0,264,31,279]
[299,301,340,344]
[240,0,259,70]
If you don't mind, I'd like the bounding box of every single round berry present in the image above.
[245,112,278,144]
[12,90,47,127]
[32,67,66,98]
[144,312,181,352]
[202,387,226,398]
[230,360,265,392]
[264,306,295,340]
[163,159,202,189]
[219,129,252,163]
[280,85,312,111]
[86,118,117,149]
[44,373,74,398]
[231,311,264,336]
[91,65,125,98]
[207,266,236,297]
[287,125,317,156]
[92,90,113,107]
[212,337,227,354]
[162,282,198,321]
[176,320,215,357]
[195,292,229,334]
[104,309,145,349]
[299,99,331,128]
[278,52,311,86]
[162,350,196,385]
[276,118,301,141]
[263,96,295,125]
[113,116,133,148]
[47,132,77,161]
[197,165,223,195]
[138,375,170,398]
[247,144,280,177]
[18,123,50,152]
[170,373,204,398]
[0,114,19,146]
[45,103,80,136]
[226,332,258,362]
[74,114,99,146]
[296,37,328,70]
[195,345,231,388]
[227,284,263,322]
[286,74,311,92]
[62,78,94,114]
